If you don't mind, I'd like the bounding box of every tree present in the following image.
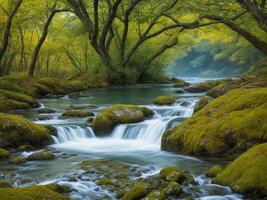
[28,3,68,77]
[0,0,23,65]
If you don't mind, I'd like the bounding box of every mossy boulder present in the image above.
[207,80,241,98]
[214,143,267,196]
[161,88,267,156]
[9,156,26,164]
[26,150,55,161]
[0,113,52,148]
[0,148,10,159]
[153,96,175,105]
[37,108,56,114]
[123,181,152,200]
[193,96,214,113]
[17,144,33,151]
[207,165,223,178]
[159,166,183,180]
[0,89,39,112]
[0,185,71,200]
[184,81,220,93]
[45,183,72,194]
[92,105,153,135]
[62,110,94,117]
[173,79,189,87]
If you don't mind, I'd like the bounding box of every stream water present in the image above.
[0,80,243,199]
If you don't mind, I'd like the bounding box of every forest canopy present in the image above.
[0,0,266,83]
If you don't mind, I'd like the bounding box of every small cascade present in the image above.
[52,125,95,144]
[111,118,172,144]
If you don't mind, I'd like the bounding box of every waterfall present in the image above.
[51,99,196,145]
[111,118,171,144]
[52,125,95,144]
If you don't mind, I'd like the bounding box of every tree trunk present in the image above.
[0,0,23,63]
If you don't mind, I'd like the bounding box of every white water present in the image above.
[51,99,196,149]
[52,126,95,144]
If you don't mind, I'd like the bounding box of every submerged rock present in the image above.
[0,113,52,148]
[27,150,55,161]
[92,105,153,136]
[37,108,56,113]
[214,143,267,196]
[62,109,94,117]
[161,88,267,156]
[153,96,175,105]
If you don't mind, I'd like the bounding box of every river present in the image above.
[0,79,242,200]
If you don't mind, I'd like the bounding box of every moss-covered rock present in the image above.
[45,183,72,194]
[0,148,10,159]
[9,156,26,164]
[123,181,152,200]
[184,81,220,93]
[92,105,153,135]
[207,80,241,98]
[17,144,33,151]
[153,96,175,105]
[0,89,39,112]
[173,78,189,87]
[37,108,56,114]
[26,150,55,161]
[0,185,71,200]
[162,181,182,196]
[62,110,94,117]
[161,88,267,156]
[0,113,52,148]
[159,166,183,180]
[207,165,223,178]
[214,143,267,196]
[0,180,13,188]
[193,96,214,113]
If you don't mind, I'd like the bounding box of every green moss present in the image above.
[162,88,267,156]
[27,150,55,161]
[0,148,10,159]
[173,79,189,87]
[37,108,56,114]
[0,89,38,112]
[45,184,72,194]
[207,80,241,98]
[0,113,52,148]
[214,143,267,195]
[193,96,214,113]
[207,165,223,178]
[185,80,220,93]
[62,110,94,117]
[9,156,26,164]
[145,190,166,200]
[153,96,175,105]
[123,181,152,200]
[159,166,183,180]
[92,105,153,135]
[0,185,71,200]
[17,144,33,151]
[96,178,113,186]
[162,181,182,196]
